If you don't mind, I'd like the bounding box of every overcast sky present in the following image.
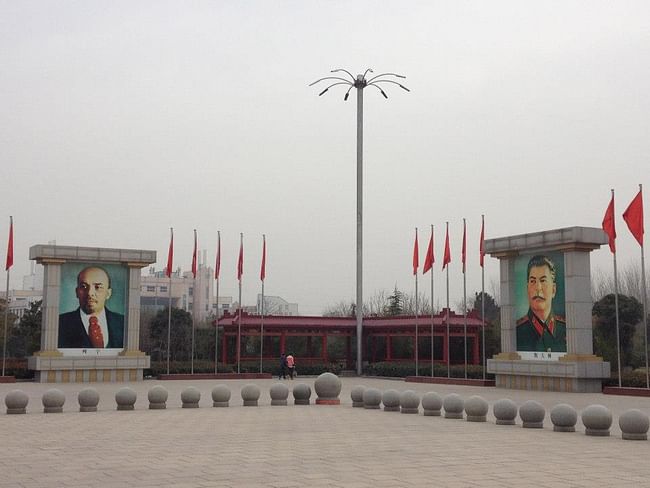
[1,1,649,315]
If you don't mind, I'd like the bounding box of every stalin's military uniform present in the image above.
[516,310,566,352]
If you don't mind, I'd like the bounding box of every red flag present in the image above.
[623,188,644,247]
[423,227,434,274]
[215,232,221,280]
[260,235,266,281]
[412,228,419,275]
[237,236,244,281]
[442,224,451,269]
[479,215,485,268]
[461,219,467,273]
[191,230,198,279]
[165,228,173,278]
[5,216,13,271]
[602,193,616,253]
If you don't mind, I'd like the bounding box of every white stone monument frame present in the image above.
[485,227,610,392]
[27,245,156,383]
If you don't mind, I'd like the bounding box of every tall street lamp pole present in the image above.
[310,69,409,375]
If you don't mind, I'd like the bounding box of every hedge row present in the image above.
[363,362,494,380]
[602,371,650,388]
[145,360,344,377]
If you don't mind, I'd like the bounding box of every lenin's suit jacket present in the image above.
[58,308,125,348]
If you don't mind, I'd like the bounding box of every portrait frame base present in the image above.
[487,358,610,393]
[28,353,151,383]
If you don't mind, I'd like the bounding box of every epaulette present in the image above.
[516,316,529,326]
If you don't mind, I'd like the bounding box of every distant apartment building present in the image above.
[0,263,45,322]
[256,294,299,316]
[0,289,43,322]
[140,255,234,323]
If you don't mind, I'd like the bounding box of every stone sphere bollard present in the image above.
[464,395,488,422]
[382,389,401,412]
[550,403,577,432]
[241,384,261,406]
[351,385,366,408]
[443,393,464,419]
[270,383,289,406]
[42,389,65,413]
[115,387,137,411]
[314,372,342,405]
[5,390,28,414]
[519,400,545,428]
[400,390,420,414]
[78,388,100,412]
[362,388,382,409]
[211,385,231,407]
[292,383,312,405]
[181,386,201,408]
[493,398,518,425]
[581,404,612,437]
[619,409,649,441]
[147,385,168,410]
[422,392,443,416]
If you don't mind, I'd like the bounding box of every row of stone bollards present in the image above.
[3,383,312,412]
[2,373,343,413]
[350,386,649,441]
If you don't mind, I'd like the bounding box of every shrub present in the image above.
[363,362,493,379]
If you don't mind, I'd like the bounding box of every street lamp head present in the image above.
[311,68,408,101]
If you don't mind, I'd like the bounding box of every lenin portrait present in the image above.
[515,253,567,353]
[58,263,126,349]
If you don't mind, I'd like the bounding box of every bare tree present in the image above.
[592,263,649,304]
[322,300,355,317]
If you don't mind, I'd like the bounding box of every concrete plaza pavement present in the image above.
[1,377,650,488]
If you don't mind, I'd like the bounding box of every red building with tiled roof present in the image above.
[216,308,485,368]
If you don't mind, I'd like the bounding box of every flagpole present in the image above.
[606,190,623,388]
[260,234,265,374]
[166,227,173,376]
[191,229,197,375]
[481,215,486,381]
[237,232,243,374]
[637,194,648,388]
[637,184,650,389]
[463,218,467,379]
[641,239,648,389]
[414,227,419,376]
[2,216,12,377]
[446,221,450,379]
[430,224,435,378]
[613,245,622,388]
[2,267,8,377]
[215,230,220,375]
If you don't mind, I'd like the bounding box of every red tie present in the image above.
[89,316,104,348]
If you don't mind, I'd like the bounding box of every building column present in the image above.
[222,333,228,364]
[472,333,479,365]
[279,331,286,354]
[123,264,145,354]
[38,260,64,354]
[563,250,594,355]
[321,334,328,362]
[345,335,352,368]
[442,332,448,364]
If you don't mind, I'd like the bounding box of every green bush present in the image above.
[0,358,33,379]
[363,362,493,380]
[603,371,650,388]
[146,360,233,377]
[146,360,343,377]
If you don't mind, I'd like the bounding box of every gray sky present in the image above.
[1,1,649,315]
